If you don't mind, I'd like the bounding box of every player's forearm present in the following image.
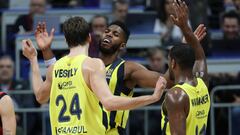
[181,25,205,60]
[2,105,16,135]
[132,69,160,88]
[181,25,208,83]
[3,128,15,135]
[30,57,44,100]
[41,48,55,60]
[2,118,16,135]
[137,74,159,88]
[104,95,157,111]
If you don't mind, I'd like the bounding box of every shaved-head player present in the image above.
[161,1,210,135]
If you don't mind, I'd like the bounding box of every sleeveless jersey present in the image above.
[161,78,210,135]
[0,92,7,135]
[50,55,106,135]
[104,59,133,135]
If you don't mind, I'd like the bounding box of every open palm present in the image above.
[182,24,207,43]
[35,22,55,50]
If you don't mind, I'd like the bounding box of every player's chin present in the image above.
[99,46,113,54]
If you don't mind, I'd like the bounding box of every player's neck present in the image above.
[175,70,195,85]
[68,44,89,57]
[100,52,119,66]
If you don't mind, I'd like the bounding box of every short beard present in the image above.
[99,44,120,55]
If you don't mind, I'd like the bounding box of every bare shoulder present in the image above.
[165,87,189,107]
[0,95,14,112]
[0,95,13,104]
[82,57,105,72]
[164,87,190,119]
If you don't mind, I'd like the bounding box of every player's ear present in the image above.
[120,42,126,50]
[87,33,92,43]
[171,59,176,69]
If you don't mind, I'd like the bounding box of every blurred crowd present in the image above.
[0,0,240,135]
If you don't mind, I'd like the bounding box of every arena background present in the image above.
[0,0,240,134]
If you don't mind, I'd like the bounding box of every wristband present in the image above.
[44,57,56,67]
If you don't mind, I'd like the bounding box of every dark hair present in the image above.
[112,0,128,11]
[90,14,109,26]
[0,54,14,65]
[109,21,130,42]
[0,55,12,60]
[63,16,90,48]
[221,10,240,24]
[169,44,195,70]
[0,52,12,59]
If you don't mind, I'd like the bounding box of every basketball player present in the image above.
[34,18,206,134]
[161,0,210,134]
[22,17,166,135]
[0,92,16,135]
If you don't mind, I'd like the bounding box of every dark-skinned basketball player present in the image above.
[33,17,206,135]
[161,0,210,135]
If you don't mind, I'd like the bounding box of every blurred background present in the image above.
[0,0,239,135]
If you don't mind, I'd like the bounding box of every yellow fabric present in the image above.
[161,78,210,135]
[105,60,133,135]
[106,128,120,135]
[50,55,106,135]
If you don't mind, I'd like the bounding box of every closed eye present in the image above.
[113,31,119,37]
[105,29,110,33]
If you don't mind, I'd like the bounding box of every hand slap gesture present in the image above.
[182,24,207,43]
[22,39,37,61]
[35,22,55,51]
[170,0,189,28]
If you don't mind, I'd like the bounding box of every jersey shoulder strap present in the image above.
[106,58,125,81]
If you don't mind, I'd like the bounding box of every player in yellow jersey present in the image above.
[22,17,167,135]
[33,16,206,135]
[161,0,210,135]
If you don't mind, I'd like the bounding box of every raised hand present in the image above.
[182,24,207,43]
[35,22,55,51]
[153,76,167,101]
[193,24,207,41]
[170,0,189,28]
[22,39,37,61]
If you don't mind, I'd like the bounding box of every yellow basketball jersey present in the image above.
[50,55,106,135]
[161,78,210,135]
[104,59,133,135]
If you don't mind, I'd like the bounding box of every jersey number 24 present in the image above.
[56,93,82,122]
